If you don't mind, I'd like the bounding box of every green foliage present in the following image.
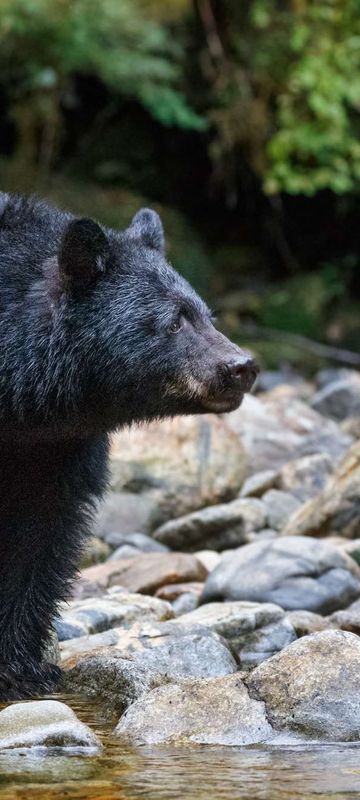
[0,0,205,143]
[196,0,360,196]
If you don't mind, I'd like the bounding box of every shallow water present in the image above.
[0,695,360,800]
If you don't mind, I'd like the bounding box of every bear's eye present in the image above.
[168,317,183,334]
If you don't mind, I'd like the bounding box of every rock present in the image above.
[105,415,248,529]
[225,393,352,474]
[81,552,207,593]
[107,545,140,560]
[170,601,296,667]
[200,536,360,613]
[80,537,111,568]
[262,490,301,531]
[115,673,273,745]
[240,470,278,498]
[311,373,360,421]
[172,593,199,616]
[95,492,156,538]
[63,622,238,710]
[55,591,174,641]
[195,550,222,572]
[341,416,360,438]
[284,440,360,539]
[106,532,169,555]
[278,453,334,502]
[247,630,360,741]
[315,367,356,390]
[155,582,203,602]
[328,598,360,634]
[153,498,266,552]
[286,610,333,637]
[0,700,100,750]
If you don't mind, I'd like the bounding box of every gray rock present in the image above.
[284,440,360,540]
[262,490,301,531]
[278,453,334,502]
[115,673,274,745]
[104,531,169,554]
[95,492,156,538]
[328,598,360,634]
[170,601,296,667]
[172,593,199,616]
[56,591,174,641]
[0,701,100,750]
[63,622,238,711]
[311,375,360,421]
[247,630,360,741]
[240,470,278,498]
[201,536,360,613]
[153,498,266,552]
[225,393,352,473]
[103,415,247,530]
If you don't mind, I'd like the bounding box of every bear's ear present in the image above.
[59,218,110,293]
[126,208,165,253]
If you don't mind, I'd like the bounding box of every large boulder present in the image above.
[115,674,273,745]
[97,416,247,533]
[200,536,360,613]
[247,630,360,741]
[63,622,238,712]
[284,440,360,539]
[0,701,100,750]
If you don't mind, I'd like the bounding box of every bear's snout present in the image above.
[223,354,259,394]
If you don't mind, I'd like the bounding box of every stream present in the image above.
[0,696,360,799]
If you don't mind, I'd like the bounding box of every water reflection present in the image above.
[0,696,359,800]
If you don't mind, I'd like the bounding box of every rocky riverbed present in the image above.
[3,367,360,751]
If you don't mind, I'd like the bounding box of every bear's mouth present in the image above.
[200,391,244,413]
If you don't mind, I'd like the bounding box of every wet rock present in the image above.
[201,536,360,613]
[284,440,360,539]
[240,470,278,498]
[247,630,360,741]
[63,622,238,711]
[105,415,248,529]
[55,591,174,641]
[311,373,360,421]
[115,673,273,745]
[328,598,360,634]
[153,498,266,552]
[278,453,334,502]
[106,532,169,555]
[262,490,301,531]
[81,552,207,593]
[0,701,100,750]
[80,537,111,568]
[170,601,296,667]
[225,393,352,474]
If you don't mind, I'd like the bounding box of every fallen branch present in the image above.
[238,322,360,366]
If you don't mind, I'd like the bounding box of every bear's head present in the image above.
[55,208,258,428]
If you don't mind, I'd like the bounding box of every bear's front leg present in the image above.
[0,437,108,700]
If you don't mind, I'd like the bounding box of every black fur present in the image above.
[0,193,256,698]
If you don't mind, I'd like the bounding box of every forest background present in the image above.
[1,0,359,371]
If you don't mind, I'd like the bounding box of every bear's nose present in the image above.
[226,355,259,392]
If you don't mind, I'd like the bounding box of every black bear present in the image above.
[0,192,258,699]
